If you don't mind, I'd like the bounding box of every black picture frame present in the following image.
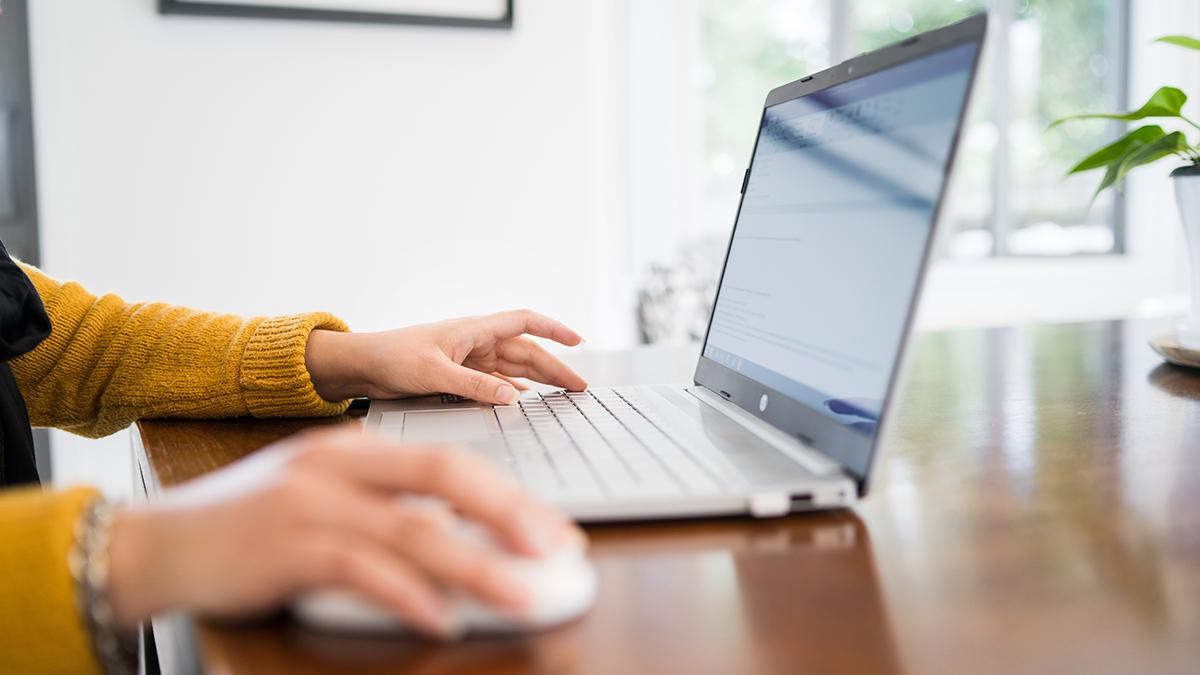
[159,0,513,29]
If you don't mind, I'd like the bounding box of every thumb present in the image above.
[438,362,521,406]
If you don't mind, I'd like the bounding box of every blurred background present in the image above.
[0,0,1197,498]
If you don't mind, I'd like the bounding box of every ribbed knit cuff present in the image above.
[240,312,353,418]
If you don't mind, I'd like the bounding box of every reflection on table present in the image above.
[863,318,1200,674]
[194,514,898,675]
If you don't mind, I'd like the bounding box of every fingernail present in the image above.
[496,384,520,405]
[578,337,587,346]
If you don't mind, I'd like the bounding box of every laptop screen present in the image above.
[702,41,978,440]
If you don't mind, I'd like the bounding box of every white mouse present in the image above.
[292,518,597,638]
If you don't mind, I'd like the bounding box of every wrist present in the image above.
[106,508,170,629]
[305,329,371,401]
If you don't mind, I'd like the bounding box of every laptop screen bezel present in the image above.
[692,13,988,495]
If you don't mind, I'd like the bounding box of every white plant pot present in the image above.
[1174,166,1200,348]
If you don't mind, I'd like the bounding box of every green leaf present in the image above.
[1066,125,1165,174]
[1052,87,1187,128]
[1088,131,1190,210]
[1115,130,1190,182]
[1157,35,1200,51]
[1092,141,1145,201]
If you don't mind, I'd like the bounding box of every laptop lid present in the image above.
[694,14,987,493]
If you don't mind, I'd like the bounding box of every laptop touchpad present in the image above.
[397,409,491,444]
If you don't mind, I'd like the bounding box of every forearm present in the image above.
[11,264,352,436]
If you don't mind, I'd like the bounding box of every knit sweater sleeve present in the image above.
[0,486,104,675]
[9,264,351,438]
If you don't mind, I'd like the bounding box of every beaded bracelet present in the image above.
[68,497,138,675]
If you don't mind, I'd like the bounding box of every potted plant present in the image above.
[1055,36,1200,354]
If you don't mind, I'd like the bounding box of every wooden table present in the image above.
[134,318,1200,675]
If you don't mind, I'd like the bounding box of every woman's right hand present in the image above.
[103,426,577,637]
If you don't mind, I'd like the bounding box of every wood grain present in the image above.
[138,415,356,490]
[137,318,1200,675]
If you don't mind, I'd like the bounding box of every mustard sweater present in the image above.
[0,264,351,675]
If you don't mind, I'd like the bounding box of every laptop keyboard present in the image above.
[494,388,725,503]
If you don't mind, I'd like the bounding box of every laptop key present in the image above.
[541,449,605,501]
[494,388,726,501]
[509,451,560,497]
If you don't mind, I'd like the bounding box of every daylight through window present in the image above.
[698,0,1130,258]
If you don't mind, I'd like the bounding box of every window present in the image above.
[697,0,1129,259]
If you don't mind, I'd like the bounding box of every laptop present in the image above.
[366,15,987,522]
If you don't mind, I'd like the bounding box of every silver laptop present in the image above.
[366,15,987,522]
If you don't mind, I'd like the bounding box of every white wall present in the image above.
[28,0,632,498]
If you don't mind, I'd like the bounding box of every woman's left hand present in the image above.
[304,309,588,406]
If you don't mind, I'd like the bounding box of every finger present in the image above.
[491,372,530,391]
[437,361,522,406]
[476,309,585,348]
[493,337,588,391]
[294,474,531,611]
[387,506,533,610]
[289,431,574,557]
[302,532,452,637]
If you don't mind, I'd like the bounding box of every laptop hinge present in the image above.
[687,386,844,477]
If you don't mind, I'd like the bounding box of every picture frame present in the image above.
[158,0,513,30]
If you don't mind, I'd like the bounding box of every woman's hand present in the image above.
[304,310,588,406]
[104,427,577,637]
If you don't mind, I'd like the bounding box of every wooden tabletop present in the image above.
[135,318,1200,675]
